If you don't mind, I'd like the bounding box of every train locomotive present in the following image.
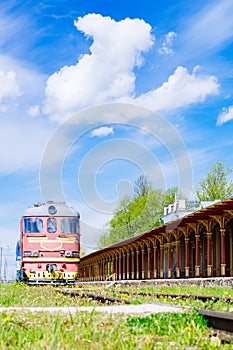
[16,201,80,284]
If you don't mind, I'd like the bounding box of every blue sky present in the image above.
[1,0,233,277]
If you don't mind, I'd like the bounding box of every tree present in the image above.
[163,187,178,207]
[80,246,86,258]
[195,161,233,201]
[97,175,179,249]
[133,175,152,197]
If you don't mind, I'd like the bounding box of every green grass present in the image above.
[0,309,230,349]
[0,283,96,307]
[0,283,233,349]
[2,283,233,311]
[77,284,233,312]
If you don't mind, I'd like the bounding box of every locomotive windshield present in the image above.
[47,218,57,233]
[24,218,43,233]
[60,218,79,233]
[23,217,79,233]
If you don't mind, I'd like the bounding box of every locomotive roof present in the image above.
[23,201,80,217]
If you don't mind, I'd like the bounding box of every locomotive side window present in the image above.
[60,218,79,233]
[47,218,57,233]
[24,218,43,233]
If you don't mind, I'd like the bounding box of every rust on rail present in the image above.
[56,288,131,304]
[198,309,233,333]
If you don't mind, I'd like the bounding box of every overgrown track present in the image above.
[198,309,233,333]
[56,287,233,343]
[56,288,131,304]
[57,287,233,305]
[114,290,233,302]
[198,310,233,343]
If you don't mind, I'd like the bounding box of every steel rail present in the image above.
[56,288,131,304]
[198,309,233,344]
[104,290,233,302]
[198,309,233,333]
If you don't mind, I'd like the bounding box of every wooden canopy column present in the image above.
[91,262,94,281]
[207,232,212,277]
[141,245,145,279]
[220,228,226,276]
[175,239,180,278]
[92,260,95,280]
[147,245,151,279]
[118,251,122,280]
[167,241,172,278]
[160,244,164,278]
[136,249,140,279]
[122,252,126,279]
[98,262,101,280]
[153,241,157,278]
[127,251,130,279]
[185,235,190,278]
[115,254,118,280]
[131,249,135,279]
[195,233,200,277]
[103,258,106,280]
[212,215,226,277]
[107,255,111,278]
[111,255,115,280]
[89,263,92,280]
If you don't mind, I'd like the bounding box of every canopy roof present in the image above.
[81,196,233,262]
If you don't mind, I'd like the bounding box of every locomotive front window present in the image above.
[24,218,43,233]
[47,218,57,233]
[60,218,79,233]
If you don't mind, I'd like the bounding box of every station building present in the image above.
[79,197,233,281]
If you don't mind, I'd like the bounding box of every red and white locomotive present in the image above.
[18,201,80,284]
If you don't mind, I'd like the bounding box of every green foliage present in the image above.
[196,161,233,201]
[162,186,178,207]
[98,161,233,249]
[133,175,152,197]
[80,245,86,258]
[98,175,178,249]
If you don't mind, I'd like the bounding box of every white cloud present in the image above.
[0,116,52,175]
[0,53,52,175]
[133,66,219,111]
[0,54,47,125]
[42,14,219,123]
[217,106,233,125]
[0,70,21,110]
[90,126,114,137]
[182,0,233,54]
[27,105,41,117]
[43,14,154,122]
[158,31,177,55]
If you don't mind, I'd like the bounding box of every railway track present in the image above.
[198,309,233,343]
[66,288,233,302]
[57,287,233,344]
[56,288,131,304]
[107,289,233,302]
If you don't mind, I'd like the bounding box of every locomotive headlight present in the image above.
[65,251,71,257]
[72,251,80,258]
[48,205,57,215]
[24,251,31,256]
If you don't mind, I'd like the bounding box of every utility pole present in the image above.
[0,246,2,283]
[4,257,7,283]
